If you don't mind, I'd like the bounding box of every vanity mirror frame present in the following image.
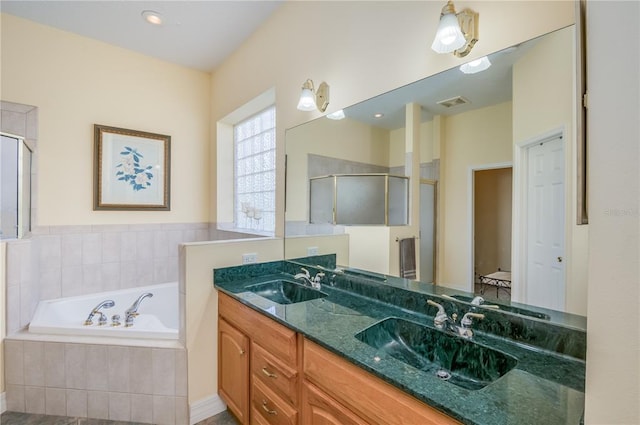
[283,18,587,321]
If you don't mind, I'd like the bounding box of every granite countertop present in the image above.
[214,267,585,425]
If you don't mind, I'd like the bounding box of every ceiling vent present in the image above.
[437,96,470,108]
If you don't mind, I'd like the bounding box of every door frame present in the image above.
[512,126,566,305]
[467,162,512,292]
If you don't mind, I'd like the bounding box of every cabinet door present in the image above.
[302,382,368,425]
[219,318,250,424]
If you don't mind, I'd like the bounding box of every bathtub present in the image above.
[29,282,179,340]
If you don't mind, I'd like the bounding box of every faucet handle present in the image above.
[461,312,485,326]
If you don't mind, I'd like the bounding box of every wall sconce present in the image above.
[297,79,330,112]
[431,1,478,58]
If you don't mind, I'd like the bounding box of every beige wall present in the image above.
[512,25,588,315]
[585,2,639,423]
[439,102,513,289]
[1,14,211,226]
[183,238,283,404]
[283,234,349,266]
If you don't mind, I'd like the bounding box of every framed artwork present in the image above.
[93,124,170,210]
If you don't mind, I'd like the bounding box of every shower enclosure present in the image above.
[1,133,32,239]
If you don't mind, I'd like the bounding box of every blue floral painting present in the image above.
[115,146,154,191]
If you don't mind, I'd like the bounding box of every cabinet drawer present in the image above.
[219,292,297,364]
[252,377,298,425]
[303,339,461,425]
[302,381,368,425]
[252,342,299,405]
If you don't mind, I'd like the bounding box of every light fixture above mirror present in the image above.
[431,1,478,58]
[297,79,330,112]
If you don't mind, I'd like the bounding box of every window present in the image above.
[233,106,276,234]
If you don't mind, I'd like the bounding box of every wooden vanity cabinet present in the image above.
[218,293,460,425]
[218,317,249,423]
[302,339,461,425]
[218,293,299,425]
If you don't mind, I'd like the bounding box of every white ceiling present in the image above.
[0,0,283,72]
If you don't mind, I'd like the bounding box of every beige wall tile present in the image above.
[152,348,175,396]
[45,387,66,416]
[153,395,175,425]
[24,386,45,414]
[131,393,153,423]
[23,341,44,386]
[129,347,153,395]
[86,345,109,391]
[108,346,130,393]
[87,391,109,420]
[66,389,88,417]
[44,342,65,387]
[109,392,131,422]
[5,339,24,385]
[65,343,86,389]
[6,384,25,412]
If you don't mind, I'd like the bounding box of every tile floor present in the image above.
[0,409,239,425]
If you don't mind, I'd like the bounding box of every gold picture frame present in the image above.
[94,124,170,210]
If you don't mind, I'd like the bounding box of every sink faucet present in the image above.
[124,292,153,327]
[471,296,500,309]
[84,299,115,326]
[426,299,484,338]
[294,268,324,290]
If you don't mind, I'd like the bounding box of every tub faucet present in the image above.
[125,293,153,327]
[84,299,115,326]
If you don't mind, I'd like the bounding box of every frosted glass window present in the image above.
[388,176,409,225]
[234,106,276,234]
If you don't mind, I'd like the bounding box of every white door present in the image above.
[526,136,565,310]
[419,181,436,283]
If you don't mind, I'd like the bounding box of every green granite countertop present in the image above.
[214,266,585,425]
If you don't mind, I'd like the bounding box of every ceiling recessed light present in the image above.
[326,110,345,120]
[374,113,384,118]
[142,10,163,26]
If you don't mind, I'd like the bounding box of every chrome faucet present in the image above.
[294,268,324,290]
[124,292,153,327]
[470,296,500,309]
[84,299,115,326]
[426,299,485,338]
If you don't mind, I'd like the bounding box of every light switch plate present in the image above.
[307,246,319,256]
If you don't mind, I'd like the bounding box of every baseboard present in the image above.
[1,392,6,414]
[190,394,227,425]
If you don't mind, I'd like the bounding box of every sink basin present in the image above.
[448,295,551,320]
[247,279,328,305]
[355,318,517,390]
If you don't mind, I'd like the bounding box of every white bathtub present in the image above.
[29,282,179,340]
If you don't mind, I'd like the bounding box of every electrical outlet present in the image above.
[307,246,319,256]
[242,253,258,264]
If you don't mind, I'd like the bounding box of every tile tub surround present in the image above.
[213,262,586,425]
[5,222,237,335]
[3,340,187,425]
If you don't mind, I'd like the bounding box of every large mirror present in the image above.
[284,25,588,323]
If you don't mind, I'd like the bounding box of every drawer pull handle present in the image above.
[239,348,245,355]
[261,400,277,415]
[261,367,277,378]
